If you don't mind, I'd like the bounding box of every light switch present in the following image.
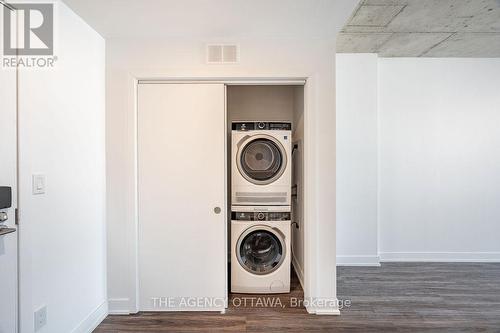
[32,174,46,195]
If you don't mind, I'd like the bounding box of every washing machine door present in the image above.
[236,225,286,275]
[237,134,287,185]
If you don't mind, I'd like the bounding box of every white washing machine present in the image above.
[231,207,291,294]
[231,122,292,208]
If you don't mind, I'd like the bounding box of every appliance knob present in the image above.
[257,122,265,129]
[257,212,265,220]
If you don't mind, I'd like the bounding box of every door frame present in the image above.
[0,3,20,332]
[127,75,316,314]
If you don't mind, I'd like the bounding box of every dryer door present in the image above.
[237,134,287,185]
[236,225,286,275]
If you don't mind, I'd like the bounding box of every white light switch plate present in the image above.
[32,174,46,195]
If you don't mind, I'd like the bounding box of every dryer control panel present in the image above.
[232,211,291,221]
[232,122,292,131]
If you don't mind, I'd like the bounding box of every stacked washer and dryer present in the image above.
[231,121,292,294]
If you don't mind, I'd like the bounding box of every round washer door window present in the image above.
[237,226,285,275]
[237,135,287,185]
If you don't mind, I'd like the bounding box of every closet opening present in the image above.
[226,84,306,312]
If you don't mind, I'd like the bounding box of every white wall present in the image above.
[18,2,107,332]
[106,37,335,314]
[0,5,18,332]
[378,58,500,261]
[336,54,379,266]
[336,55,500,264]
[105,3,358,312]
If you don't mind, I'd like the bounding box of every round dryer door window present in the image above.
[237,226,286,275]
[238,135,287,185]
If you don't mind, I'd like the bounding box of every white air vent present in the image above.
[207,44,239,64]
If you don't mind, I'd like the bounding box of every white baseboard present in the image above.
[108,298,131,315]
[108,297,225,313]
[71,300,108,333]
[314,308,341,315]
[140,307,226,312]
[291,254,305,289]
[379,252,500,262]
[336,255,380,266]
[305,298,340,316]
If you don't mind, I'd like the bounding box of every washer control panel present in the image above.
[232,122,291,131]
[232,211,291,221]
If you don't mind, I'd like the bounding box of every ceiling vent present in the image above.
[207,44,239,64]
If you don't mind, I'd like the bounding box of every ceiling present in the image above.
[337,0,500,57]
[62,0,358,39]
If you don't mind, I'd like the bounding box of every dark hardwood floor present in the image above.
[94,263,500,332]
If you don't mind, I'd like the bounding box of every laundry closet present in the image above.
[137,82,305,311]
[226,85,305,296]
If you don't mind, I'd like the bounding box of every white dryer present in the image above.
[231,122,292,208]
[231,207,291,294]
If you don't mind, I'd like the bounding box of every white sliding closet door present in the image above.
[138,83,226,311]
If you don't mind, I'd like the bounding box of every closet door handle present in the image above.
[213,207,222,214]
